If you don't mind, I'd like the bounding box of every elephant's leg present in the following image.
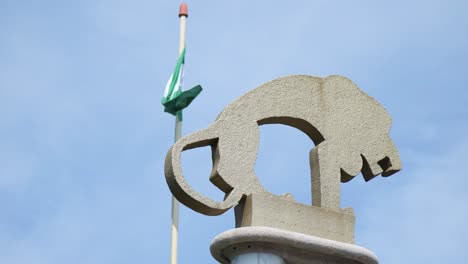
[310,144,342,210]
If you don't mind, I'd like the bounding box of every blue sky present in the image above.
[1,0,467,263]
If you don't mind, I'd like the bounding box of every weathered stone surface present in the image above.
[235,194,355,243]
[210,227,379,264]
[164,75,401,217]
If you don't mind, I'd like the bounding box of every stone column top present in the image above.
[210,227,379,264]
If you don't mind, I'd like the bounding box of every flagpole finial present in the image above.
[179,3,188,17]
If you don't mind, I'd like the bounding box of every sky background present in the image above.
[1,0,468,263]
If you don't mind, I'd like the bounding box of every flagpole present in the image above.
[170,3,187,264]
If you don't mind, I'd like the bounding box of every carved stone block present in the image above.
[235,194,355,243]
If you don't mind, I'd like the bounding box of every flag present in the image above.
[162,48,202,117]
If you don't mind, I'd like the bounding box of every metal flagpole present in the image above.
[170,3,187,264]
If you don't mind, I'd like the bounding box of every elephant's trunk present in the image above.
[164,125,243,216]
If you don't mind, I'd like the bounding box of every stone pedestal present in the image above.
[235,194,355,244]
[210,227,378,264]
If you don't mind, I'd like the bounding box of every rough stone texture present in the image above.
[210,227,379,264]
[164,75,401,217]
[235,194,355,243]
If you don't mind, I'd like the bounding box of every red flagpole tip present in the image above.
[179,3,188,17]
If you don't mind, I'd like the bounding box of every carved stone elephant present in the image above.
[164,75,401,216]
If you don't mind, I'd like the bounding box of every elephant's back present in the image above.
[216,75,366,123]
[216,75,326,122]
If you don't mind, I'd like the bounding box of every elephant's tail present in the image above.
[164,124,243,216]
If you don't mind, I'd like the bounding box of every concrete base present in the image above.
[210,227,378,264]
[235,194,355,243]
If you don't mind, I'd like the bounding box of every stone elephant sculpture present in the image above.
[164,75,401,216]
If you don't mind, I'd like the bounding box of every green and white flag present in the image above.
[162,48,202,117]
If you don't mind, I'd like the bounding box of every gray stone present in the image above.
[210,227,379,264]
[164,75,401,218]
[235,194,355,243]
